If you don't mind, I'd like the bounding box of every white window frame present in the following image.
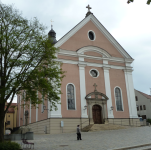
[87,30,96,41]
[89,68,99,78]
[66,83,76,110]
[114,86,124,112]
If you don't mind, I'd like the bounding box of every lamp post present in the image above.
[43,105,49,111]
[110,106,114,111]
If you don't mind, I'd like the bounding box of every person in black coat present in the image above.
[77,125,82,140]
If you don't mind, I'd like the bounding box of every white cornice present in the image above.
[57,49,132,64]
[56,58,133,70]
[55,14,132,59]
[78,63,87,67]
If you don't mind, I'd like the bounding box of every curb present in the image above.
[112,143,151,150]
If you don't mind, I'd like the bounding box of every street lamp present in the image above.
[110,106,114,111]
[84,105,87,110]
[43,105,49,110]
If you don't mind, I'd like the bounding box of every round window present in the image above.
[88,31,95,40]
[90,70,98,77]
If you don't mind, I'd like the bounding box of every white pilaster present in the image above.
[29,100,31,123]
[48,64,62,118]
[36,91,38,122]
[19,96,21,126]
[24,99,25,125]
[103,67,114,118]
[48,101,62,118]
[78,63,88,118]
[124,69,138,118]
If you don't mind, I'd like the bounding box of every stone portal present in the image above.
[85,83,109,124]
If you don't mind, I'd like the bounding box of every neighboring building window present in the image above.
[135,96,138,101]
[137,106,139,111]
[7,121,10,125]
[140,105,142,110]
[115,87,123,111]
[143,105,146,110]
[67,84,75,110]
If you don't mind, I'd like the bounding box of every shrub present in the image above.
[0,141,21,150]
[147,118,151,124]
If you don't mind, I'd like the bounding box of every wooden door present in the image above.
[92,105,102,124]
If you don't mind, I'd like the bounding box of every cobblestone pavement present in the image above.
[15,126,151,150]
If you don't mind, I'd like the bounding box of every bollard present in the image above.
[149,123,150,127]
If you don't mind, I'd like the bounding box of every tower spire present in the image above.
[48,19,57,44]
[51,19,54,29]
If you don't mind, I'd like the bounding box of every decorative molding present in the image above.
[58,49,132,64]
[90,16,132,58]
[78,63,87,68]
[55,14,132,59]
[123,68,133,73]
[103,60,108,64]
[77,46,111,58]
[57,58,129,70]
[89,68,99,78]
[50,114,62,118]
[103,66,111,70]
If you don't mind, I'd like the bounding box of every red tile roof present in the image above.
[136,90,151,99]
[5,103,17,113]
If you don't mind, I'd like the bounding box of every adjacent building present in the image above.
[4,103,17,134]
[135,89,151,119]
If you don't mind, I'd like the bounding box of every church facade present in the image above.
[17,9,139,134]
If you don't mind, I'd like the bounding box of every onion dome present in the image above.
[48,25,57,44]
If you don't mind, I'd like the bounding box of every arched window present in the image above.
[67,84,75,110]
[115,87,123,111]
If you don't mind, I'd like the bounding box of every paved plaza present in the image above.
[15,126,151,150]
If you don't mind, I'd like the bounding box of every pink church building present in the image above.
[17,7,139,134]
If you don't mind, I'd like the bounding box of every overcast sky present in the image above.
[2,0,151,102]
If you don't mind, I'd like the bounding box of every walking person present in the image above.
[77,125,82,140]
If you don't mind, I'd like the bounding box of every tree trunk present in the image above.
[0,103,5,142]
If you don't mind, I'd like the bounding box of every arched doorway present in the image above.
[92,105,102,124]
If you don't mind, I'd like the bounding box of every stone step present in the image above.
[81,124,94,132]
[89,124,127,132]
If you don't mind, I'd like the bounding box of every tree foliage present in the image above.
[127,0,151,5]
[0,3,64,141]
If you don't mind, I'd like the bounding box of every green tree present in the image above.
[0,3,64,142]
[127,0,151,5]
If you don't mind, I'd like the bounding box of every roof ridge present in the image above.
[136,89,151,99]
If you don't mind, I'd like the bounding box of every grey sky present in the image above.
[2,0,151,101]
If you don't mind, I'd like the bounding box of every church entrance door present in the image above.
[92,105,102,124]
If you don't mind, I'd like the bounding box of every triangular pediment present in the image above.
[55,14,132,59]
